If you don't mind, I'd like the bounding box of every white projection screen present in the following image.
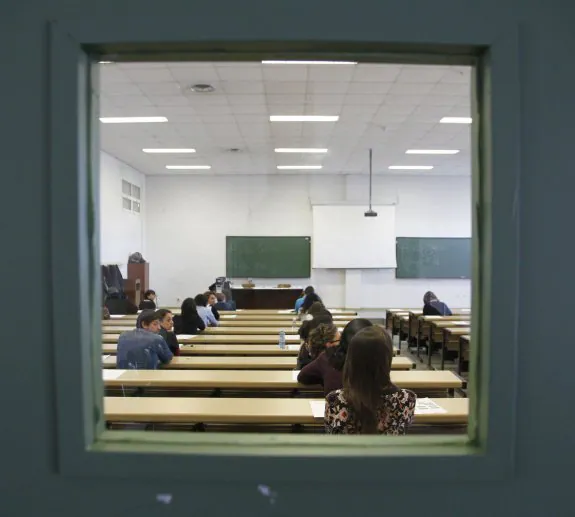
[312,205,397,268]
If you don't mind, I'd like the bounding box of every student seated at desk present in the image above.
[156,308,180,356]
[116,310,173,369]
[300,292,323,314]
[298,318,373,397]
[213,292,235,311]
[325,326,416,435]
[105,287,138,315]
[294,285,315,312]
[194,294,219,327]
[173,298,206,335]
[204,291,221,321]
[139,289,157,311]
[297,310,333,369]
[423,291,452,316]
[297,322,341,396]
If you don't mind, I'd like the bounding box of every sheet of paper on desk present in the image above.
[309,400,326,418]
[278,309,295,314]
[109,315,125,319]
[415,398,447,414]
[287,344,300,351]
[286,335,299,341]
[102,355,111,360]
[292,370,300,381]
[452,321,470,326]
[102,369,125,381]
[178,335,198,340]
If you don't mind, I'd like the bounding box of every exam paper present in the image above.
[415,398,447,414]
[309,400,326,419]
[102,370,125,381]
[292,370,300,381]
[287,344,300,351]
[178,335,198,340]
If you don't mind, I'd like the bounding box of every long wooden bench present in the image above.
[101,355,415,370]
[102,333,303,345]
[104,396,468,426]
[101,325,305,335]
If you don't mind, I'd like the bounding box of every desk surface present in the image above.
[104,396,468,425]
[102,343,303,356]
[102,355,415,370]
[101,325,304,335]
[103,369,461,390]
[220,314,353,321]
[102,333,302,345]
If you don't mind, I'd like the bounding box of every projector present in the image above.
[364,209,378,217]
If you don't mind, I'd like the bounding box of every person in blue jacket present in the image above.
[116,310,173,369]
[422,291,453,316]
[295,285,316,312]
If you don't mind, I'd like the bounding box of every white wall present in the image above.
[145,173,471,309]
[99,151,146,277]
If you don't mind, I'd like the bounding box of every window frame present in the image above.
[48,18,520,484]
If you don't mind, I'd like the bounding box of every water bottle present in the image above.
[279,330,286,350]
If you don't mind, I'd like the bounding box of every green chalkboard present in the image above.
[395,237,471,279]
[226,236,311,278]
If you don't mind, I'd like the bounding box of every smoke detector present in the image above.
[189,83,215,93]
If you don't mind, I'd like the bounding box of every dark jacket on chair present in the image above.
[173,314,206,335]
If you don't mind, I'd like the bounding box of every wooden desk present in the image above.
[101,325,304,335]
[385,309,416,332]
[102,355,415,370]
[102,333,302,345]
[411,310,470,352]
[459,335,471,374]
[231,287,302,310]
[222,309,357,316]
[102,369,462,393]
[102,343,302,356]
[427,320,470,368]
[102,343,400,357]
[417,315,471,362]
[442,327,470,371]
[104,396,469,426]
[221,314,352,322]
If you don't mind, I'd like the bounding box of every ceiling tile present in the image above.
[352,65,401,82]
[124,68,174,83]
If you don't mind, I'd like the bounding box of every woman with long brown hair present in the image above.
[324,326,416,434]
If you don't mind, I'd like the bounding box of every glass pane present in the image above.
[100,60,473,441]
[122,180,131,196]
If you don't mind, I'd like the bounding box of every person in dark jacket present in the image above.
[105,287,138,315]
[300,292,323,314]
[155,308,180,356]
[116,310,173,369]
[204,291,221,321]
[296,310,333,369]
[299,318,373,397]
[173,297,206,335]
[213,292,235,311]
[139,289,157,310]
[422,291,452,316]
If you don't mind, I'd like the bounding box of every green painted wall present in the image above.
[1,1,573,515]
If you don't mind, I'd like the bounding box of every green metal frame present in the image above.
[48,17,520,483]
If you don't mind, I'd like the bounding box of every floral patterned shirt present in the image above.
[325,388,417,435]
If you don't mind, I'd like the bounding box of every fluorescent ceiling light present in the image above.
[439,117,472,124]
[389,165,434,170]
[270,115,339,122]
[262,60,357,65]
[275,148,328,153]
[143,148,196,153]
[100,117,168,123]
[98,61,113,64]
[165,165,211,170]
[406,149,460,155]
[277,165,323,170]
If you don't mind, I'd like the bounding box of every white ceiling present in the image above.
[99,62,471,176]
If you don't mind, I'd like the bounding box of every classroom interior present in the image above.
[100,60,472,434]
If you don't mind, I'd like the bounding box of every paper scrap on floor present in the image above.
[292,370,300,381]
[102,369,125,381]
[415,398,447,414]
[309,400,326,419]
[287,344,300,351]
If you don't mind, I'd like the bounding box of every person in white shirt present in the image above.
[194,293,219,327]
